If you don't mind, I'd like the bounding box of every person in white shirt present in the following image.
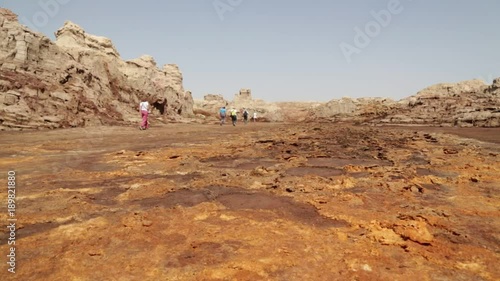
[253,111,257,122]
[139,99,150,130]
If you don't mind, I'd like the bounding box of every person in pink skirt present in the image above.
[139,99,150,130]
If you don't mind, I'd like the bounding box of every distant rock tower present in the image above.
[234,89,252,103]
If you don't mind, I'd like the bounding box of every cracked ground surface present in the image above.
[0,123,499,280]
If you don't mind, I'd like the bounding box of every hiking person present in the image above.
[219,106,227,126]
[253,111,257,122]
[139,98,150,130]
[230,108,237,126]
[243,108,249,124]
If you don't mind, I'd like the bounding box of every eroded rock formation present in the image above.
[313,97,395,123]
[0,9,193,130]
[194,89,286,122]
[314,79,500,127]
[379,79,500,127]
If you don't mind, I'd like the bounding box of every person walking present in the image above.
[230,108,237,126]
[243,108,249,124]
[219,107,227,126]
[139,98,150,130]
[253,111,257,123]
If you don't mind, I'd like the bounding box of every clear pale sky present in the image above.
[2,0,499,102]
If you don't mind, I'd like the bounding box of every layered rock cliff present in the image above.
[0,9,193,130]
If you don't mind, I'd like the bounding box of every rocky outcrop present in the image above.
[233,88,252,104]
[55,21,121,59]
[313,79,500,127]
[229,89,283,122]
[194,89,286,122]
[378,79,500,127]
[313,97,395,123]
[193,94,228,119]
[0,9,193,130]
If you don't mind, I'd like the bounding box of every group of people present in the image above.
[138,98,258,130]
[219,107,257,126]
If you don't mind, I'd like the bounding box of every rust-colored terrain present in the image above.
[0,123,499,280]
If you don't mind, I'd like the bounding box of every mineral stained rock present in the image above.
[0,123,498,280]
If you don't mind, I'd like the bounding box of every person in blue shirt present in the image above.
[219,107,227,126]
